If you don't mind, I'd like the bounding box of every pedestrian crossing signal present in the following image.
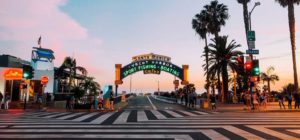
[22,65,34,79]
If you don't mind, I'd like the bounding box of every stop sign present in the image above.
[41,76,49,85]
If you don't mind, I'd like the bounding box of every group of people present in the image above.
[277,92,300,109]
[241,90,268,111]
[179,88,197,108]
[0,92,10,110]
[65,91,115,111]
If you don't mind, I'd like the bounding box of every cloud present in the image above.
[0,0,103,74]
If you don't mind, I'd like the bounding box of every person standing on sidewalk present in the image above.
[0,92,3,110]
[286,93,292,109]
[4,94,10,110]
[109,91,115,110]
[294,92,299,109]
[210,93,217,111]
[277,94,285,109]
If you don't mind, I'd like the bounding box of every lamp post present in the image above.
[249,2,261,31]
[157,80,160,95]
[248,1,260,109]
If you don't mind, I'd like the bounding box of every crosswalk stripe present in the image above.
[177,110,198,116]
[72,112,99,122]
[192,111,209,115]
[42,112,70,119]
[246,125,299,140]
[199,129,230,140]
[223,126,265,140]
[89,112,115,124]
[56,112,85,120]
[150,110,167,119]
[113,111,130,124]
[164,110,183,118]
[0,134,194,139]
[137,110,148,122]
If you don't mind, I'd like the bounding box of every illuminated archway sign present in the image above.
[115,53,189,86]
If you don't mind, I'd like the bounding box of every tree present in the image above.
[80,77,100,96]
[281,83,295,96]
[260,66,279,93]
[275,0,300,93]
[200,0,229,97]
[207,36,243,103]
[59,57,87,93]
[192,10,210,96]
[237,0,251,37]
[202,0,229,38]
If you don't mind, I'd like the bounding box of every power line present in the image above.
[259,51,300,60]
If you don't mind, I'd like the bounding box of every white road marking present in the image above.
[56,112,85,120]
[72,112,98,122]
[247,125,300,140]
[113,111,130,124]
[164,110,183,118]
[223,126,265,140]
[200,129,230,140]
[0,134,193,140]
[89,112,115,124]
[147,96,157,110]
[137,110,148,122]
[150,110,167,119]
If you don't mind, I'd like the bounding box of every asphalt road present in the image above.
[125,95,186,110]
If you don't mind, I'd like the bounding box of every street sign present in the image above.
[41,76,49,85]
[248,41,255,49]
[246,49,259,54]
[247,31,255,41]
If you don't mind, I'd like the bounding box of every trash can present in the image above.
[200,98,209,109]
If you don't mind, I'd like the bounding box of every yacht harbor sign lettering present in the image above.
[121,60,183,80]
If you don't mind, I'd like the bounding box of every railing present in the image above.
[153,95,178,103]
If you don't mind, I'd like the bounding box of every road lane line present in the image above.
[147,96,157,110]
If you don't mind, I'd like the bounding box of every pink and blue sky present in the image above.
[0,0,299,93]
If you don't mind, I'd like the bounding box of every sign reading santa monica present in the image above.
[121,59,183,80]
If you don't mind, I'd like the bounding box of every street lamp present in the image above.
[249,2,261,31]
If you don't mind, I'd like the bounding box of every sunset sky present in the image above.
[1,0,300,93]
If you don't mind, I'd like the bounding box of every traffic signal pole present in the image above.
[247,2,260,110]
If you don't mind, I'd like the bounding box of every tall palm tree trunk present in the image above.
[222,63,229,103]
[288,3,299,93]
[205,36,210,97]
[217,71,222,101]
[267,80,271,94]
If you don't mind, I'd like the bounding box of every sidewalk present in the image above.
[1,97,131,113]
[198,101,300,113]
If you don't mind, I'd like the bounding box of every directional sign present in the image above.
[247,31,255,41]
[248,41,255,49]
[246,49,259,55]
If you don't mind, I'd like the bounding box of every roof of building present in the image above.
[0,54,30,68]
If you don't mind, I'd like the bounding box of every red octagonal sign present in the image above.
[41,76,49,85]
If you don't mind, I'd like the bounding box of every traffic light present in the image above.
[251,60,260,76]
[244,61,252,74]
[22,65,34,79]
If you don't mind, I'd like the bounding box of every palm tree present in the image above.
[202,0,229,38]
[237,0,251,37]
[201,0,229,97]
[275,0,300,93]
[260,66,279,93]
[59,56,87,93]
[207,36,243,102]
[192,10,210,96]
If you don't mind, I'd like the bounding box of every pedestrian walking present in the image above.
[98,91,104,110]
[0,92,3,110]
[277,94,285,109]
[210,93,217,111]
[70,95,75,110]
[252,92,259,111]
[286,94,292,109]
[4,95,10,110]
[109,91,115,110]
[294,92,299,109]
[260,92,267,111]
